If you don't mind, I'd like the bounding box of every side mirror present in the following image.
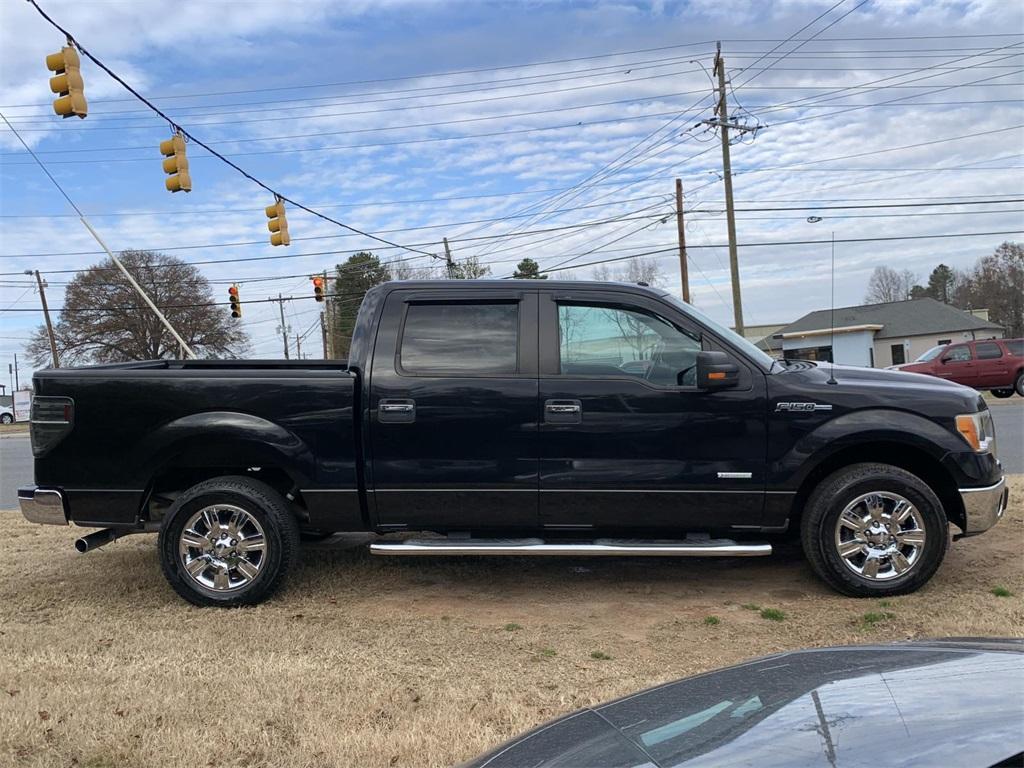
[696,350,739,390]
[940,357,950,365]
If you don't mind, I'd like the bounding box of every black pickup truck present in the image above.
[18,280,1007,606]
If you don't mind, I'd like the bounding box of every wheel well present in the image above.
[789,442,965,535]
[143,465,307,523]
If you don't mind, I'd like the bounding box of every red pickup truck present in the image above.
[894,338,1024,397]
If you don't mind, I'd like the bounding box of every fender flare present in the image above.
[773,408,964,491]
[130,411,317,488]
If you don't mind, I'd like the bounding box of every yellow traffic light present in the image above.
[45,45,87,119]
[160,132,191,193]
[266,198,290,246]
[228,285,242,318]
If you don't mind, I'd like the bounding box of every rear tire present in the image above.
[0,413,12,424]
[158,476,300,607]
[800,463,948,597]
[991,389,1014,399]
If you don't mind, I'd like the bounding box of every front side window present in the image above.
[975,342,1002,360]
[558,303,701,386]
[916,345,946,362]
[400,302,518,375]
[943,345,972,362]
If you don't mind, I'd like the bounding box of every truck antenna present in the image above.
[827,231,838,385]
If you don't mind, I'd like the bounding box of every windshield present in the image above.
[916,345,947,362]
[659,293,775,370]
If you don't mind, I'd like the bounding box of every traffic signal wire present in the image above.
[23,0,439,259]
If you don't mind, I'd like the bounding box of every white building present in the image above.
[760,298,1003,368]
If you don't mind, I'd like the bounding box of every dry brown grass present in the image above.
[2,478,1022,767]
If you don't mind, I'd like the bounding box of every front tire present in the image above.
[1016,371,1024,397]
[800,463,948,597]
[158,476,300,607]
[0,413,12,424]
[991,389,1014,399]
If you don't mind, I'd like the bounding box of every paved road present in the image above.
[1,402,1021,511]
[991,401,1024,478]
[0,433,31,510]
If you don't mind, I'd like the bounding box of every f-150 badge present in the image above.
[775,402,833,412]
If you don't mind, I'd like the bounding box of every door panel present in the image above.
[537,292,767,531]
[973,341,1008,388]
[937,344,975,387]
[369,290,539,530]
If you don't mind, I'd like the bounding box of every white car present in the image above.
[0,404,14,424]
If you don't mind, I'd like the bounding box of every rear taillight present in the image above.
[31,396,74,457]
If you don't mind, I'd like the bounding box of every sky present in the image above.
[1,0,1022,369]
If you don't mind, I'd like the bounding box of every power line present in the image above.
[6,228,1022,314]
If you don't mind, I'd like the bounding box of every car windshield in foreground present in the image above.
[916,345,947,362]
[660,293,775,370]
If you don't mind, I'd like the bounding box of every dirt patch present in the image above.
[1,478,1022,767]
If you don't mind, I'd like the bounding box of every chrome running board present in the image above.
[370,537,771,557]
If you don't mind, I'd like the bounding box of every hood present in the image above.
[467,642,1024,768]
[772,360,983,416]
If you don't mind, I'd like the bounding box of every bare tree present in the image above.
[591,256,666,286]
[451,254,491,279]
[387,260,437,280]
[957,241,1024,337]
[864,265,917,303]
[26,250,248,367]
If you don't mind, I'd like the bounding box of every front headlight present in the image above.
[955,411,997,456]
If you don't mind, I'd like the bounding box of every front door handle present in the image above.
[378,399,416,423]
[545,399,582,424]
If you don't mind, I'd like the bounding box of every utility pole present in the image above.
[323,270,333,359]
[13,354,19,390]
[674,179,690,304]
[273,293,290,359]
[700,41,753,336]
[320,311,329,360]
[26,270,59,368]
[295,333,303,361]
[442,237,456,279]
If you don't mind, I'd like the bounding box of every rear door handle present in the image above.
[545,399,582,424]
[378,399,416,423]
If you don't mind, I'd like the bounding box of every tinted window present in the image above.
[1004,340,1022,356]
[400,302,518,374]
[558,303,701,386]
[975,342,1002,360]
[944,345,972,362]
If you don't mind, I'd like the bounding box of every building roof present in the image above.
[775,297,1002,341]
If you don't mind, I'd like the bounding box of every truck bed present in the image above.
[32,361,361,531]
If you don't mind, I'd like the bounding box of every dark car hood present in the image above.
[467,641,1024,768]
[771,361,983,416]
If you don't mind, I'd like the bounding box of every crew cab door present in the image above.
[937,343,976,387]
[368,289,539,529]
[537,290,767,531]
[973,340,1009,388]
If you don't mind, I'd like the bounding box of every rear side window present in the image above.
[1005,340,1023,356]
[975,342,1002,360]
[400,302,518,375]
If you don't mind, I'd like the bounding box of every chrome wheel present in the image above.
[833,492,926,581]
[178,504,266,592]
